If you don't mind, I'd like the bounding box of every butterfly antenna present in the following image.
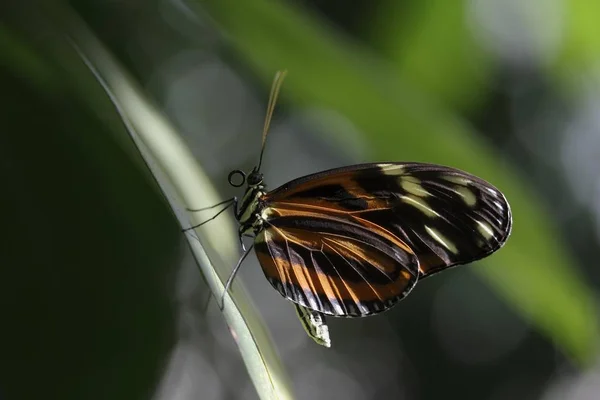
[257,70,287,172]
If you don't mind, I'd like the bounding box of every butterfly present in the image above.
[188,71,512,347]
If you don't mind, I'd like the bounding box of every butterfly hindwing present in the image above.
[254,207,420,317]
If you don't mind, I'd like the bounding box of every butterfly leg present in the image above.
[238,233,255,252]
[182,197,238,231]
[218,244,254,311]
[200,234,254,313]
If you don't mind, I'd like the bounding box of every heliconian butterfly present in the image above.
[188,71,512,347]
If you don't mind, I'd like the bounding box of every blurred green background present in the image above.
[2,0,600,399]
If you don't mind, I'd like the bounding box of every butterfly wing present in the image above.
[261,162,512,280]
[254,206,420,317]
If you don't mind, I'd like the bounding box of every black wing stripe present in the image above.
[324,240,386,300]
[320,248,353,315]
[320,247,363,314]
[266,215,418,279]
[325,236,395,284]
[255,216,419,317]
[310,250,344,313]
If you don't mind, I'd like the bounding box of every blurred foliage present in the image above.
[2,0,600,399]
[373,0,493,111]
[0,27,179,400]
[555,0,600,87]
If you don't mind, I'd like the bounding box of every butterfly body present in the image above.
[236,170,267,236]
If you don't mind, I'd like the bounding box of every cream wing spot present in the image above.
[400,176,431,197]
[455,185,477,206]
[443,175,472,185]
[401,195,440,218]
[425,226,459,254]
[476,220,495,240]
[379,164,405,175]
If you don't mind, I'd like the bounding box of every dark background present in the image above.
[2,0,600,399]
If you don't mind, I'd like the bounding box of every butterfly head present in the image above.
[227,168,264,189]
[247,168,264,188]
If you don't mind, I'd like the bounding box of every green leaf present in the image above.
[67,21,295,400]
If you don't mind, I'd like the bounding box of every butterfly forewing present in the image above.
[254,162,511,316]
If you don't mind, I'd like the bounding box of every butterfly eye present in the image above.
[247,171,264,186]
[228,169,246,187]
